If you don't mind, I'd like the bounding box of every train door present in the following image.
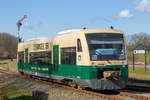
[53,45,59,72]
[25,48,28,66]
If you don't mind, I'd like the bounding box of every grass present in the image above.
[128,67,150,80]
[0,60,32,100]
[0,89,32,100]
[3,95,33,100]
[128,52,150,80]
[0,59,17,71]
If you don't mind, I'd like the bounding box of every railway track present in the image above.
[0,69,150,100]
[128,78,150,88]
[125,85,150,92]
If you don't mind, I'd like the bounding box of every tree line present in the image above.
[126,32,150,51]
[0,33,18,59]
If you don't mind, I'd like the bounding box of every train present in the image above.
[17,28,128,90]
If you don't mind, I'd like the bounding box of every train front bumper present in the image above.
[76,77,127,90]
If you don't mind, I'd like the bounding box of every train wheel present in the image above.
[77,85,85,90]
[19,71,24,75]
[68,81,77,88]
[71,83,77,88]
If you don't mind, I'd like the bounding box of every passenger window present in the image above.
[30,51,52,65]
[61,47,76,65]
[77,39,82,52]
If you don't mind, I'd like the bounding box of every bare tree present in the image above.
[0,33,18,59]
[127,32,150,51]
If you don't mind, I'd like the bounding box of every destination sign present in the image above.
[133,50,145,54]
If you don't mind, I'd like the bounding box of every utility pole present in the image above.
[16,15,27,42]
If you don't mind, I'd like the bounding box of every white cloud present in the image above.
[135,0,150,13]
[118,9,133,18]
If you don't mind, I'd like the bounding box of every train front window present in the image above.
[85,33,125,61]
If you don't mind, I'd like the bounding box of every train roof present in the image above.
[81,29,123,34]
[57,29,82,35]
[18,28,124,46]
[57,29,123,35]
[26,37,54,43]
[18,37,54,46]
[52,28,124,42]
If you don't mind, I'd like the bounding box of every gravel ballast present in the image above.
[0,73,106,100]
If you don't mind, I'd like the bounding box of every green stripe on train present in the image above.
[18,62,128,80]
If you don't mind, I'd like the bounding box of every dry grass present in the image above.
[128,67,150,80]
[128,52,150,65]
[0,59,17,71]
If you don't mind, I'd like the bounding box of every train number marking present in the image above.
[78,55,81,61]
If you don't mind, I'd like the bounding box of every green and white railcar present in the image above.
[18,29,128,90]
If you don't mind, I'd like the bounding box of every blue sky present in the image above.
[0,0,150,40]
